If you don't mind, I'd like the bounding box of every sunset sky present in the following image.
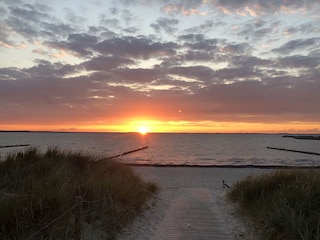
[0,0,319,133]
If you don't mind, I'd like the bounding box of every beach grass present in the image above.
[0,147,157,239]
[228,169,320,240]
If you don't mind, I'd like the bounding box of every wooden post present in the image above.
[75,196,82,240]
[99,146,149,161]
[267,146,320,156]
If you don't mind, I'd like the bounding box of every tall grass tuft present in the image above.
[228,169,320,240]
[0,147,157,239]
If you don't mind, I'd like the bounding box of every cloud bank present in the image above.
[0,0,319,132]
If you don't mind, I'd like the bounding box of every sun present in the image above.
[138,126,149,135]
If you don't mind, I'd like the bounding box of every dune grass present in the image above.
[228,169,320,240]
[0,147,157,240]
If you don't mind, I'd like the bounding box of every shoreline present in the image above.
[125,163,320,169]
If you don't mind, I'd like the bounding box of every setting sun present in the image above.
[138,126,149,135]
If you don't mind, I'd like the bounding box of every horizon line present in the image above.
[1,130,319,135]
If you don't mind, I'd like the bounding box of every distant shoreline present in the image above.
[283,135,320,140]
[0,130,30,132]
[125,163,320,169]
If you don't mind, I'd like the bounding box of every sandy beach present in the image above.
[116,166,275,240]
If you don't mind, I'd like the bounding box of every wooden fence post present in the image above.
[75,196,82,240]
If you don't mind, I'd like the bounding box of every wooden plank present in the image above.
[151,188,233,240]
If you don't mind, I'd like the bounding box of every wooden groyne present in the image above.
[0,144,30,149]
[100,146,149,161]
[267,146,320,156]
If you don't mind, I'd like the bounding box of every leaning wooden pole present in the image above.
[267,146,320,156]
[0,144,30,149]
[99,146,149,161]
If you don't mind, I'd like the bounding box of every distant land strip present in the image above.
[0,130,30,132]
[283,135,320,140]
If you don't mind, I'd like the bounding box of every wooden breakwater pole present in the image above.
[99,146,149,161]
[0,144,30,149]
[267,146,320,156]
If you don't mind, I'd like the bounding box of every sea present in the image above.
[0,132,319,167]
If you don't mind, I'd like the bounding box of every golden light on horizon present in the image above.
[137,126,149,135]
[1,120,319,134]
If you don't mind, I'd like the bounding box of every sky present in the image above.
[0,0,320,133]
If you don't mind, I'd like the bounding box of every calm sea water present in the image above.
[0,132,319,167]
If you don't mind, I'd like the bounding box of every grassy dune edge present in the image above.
[228,169,320,240]
[0,147,157,240]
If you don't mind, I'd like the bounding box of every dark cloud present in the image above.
[214,0,318,15]
[64,9,87,26]
[0,66,107,116]
[184,20,215,34]
[0,60,81,81]
[220,43,252,55]
[0,6,7,16]
[9,3,52,22]
[237,19,277,42]
[109,7,119,15]
[276,55,320,69]
[160,0,319,16]
[121,9,136,25]
[5,16,38,40]
[183,38,219,52]
[229,55,272,69]
[99,16,121,29]
[178,34,206,43]
[45,33,100,57]
[272,38,320,55]
[112,68,164,84]
[150,17,179,35]
[299,22,320,35]
[283,27,299,37]
[123,27,139,34]
[253,28,272,39]
[0,67,29,80]
[189,78,320,122]
[1,2,75,47]
[0,22,15,48]
[82,56,135,71]
[25,60,81,78]
[93,36,178,59]
[214,68,260,83]
[181,50,215,62]
[169,65,216,83]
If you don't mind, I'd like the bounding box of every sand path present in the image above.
[117,166,273,240]
[151,187,233,239]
